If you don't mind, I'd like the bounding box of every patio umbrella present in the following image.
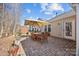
[24,20,48,27]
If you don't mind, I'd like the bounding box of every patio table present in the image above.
[31,33,42,40]
[31,33,48,41]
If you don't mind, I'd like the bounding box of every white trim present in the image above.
[76,4,79,56]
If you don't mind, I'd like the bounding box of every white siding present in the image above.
[50,20,63,38]
[50,15,76,40]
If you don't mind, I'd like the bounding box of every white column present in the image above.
[76,4,79,56]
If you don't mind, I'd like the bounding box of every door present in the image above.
[64,22,73,39]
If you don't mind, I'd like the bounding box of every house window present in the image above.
[48,24,51,32]
[44,25,47,32]
[65,22,72,36]
[29,26,31,32]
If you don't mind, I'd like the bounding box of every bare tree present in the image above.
[0,3,20,37]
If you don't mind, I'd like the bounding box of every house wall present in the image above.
[50,19,63,38]
[41,25,48,32]
[50,15,76,40]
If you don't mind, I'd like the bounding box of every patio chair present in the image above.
[36,34,42,41]
[46,32,50,36]
[41,32,48,40]
[31,33,37,40]
[8,43,19,56]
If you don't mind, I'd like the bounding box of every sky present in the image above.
[19,3,72,26]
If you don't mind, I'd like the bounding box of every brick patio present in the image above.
[21,37,76,56]
[0,35,15,56]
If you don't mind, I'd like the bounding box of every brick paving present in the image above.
[21,37,76,56]
[0,35,15,56]
[0,35,26,56]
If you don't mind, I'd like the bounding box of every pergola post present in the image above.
[76,4,79,56]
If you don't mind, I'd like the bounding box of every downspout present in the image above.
[63,19,64,39]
